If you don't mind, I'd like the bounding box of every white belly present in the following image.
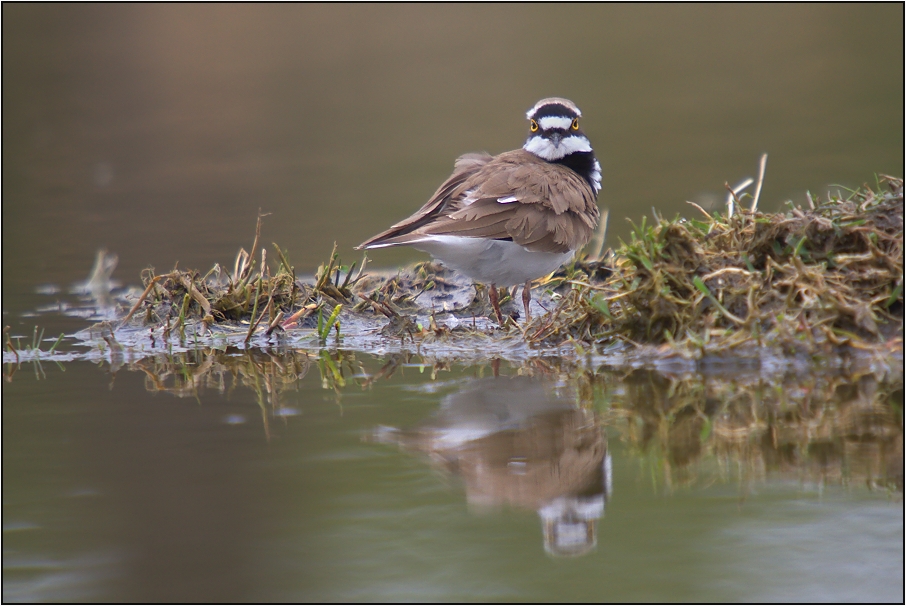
[408,235,574,286]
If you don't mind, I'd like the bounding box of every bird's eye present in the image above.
[530,119,539,132]
[571,118,580,130]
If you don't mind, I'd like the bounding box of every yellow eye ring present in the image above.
[530,119,539,132]
[571,118,580,130]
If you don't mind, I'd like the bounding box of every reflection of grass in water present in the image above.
[129,348,373,438]
[104,346,903,493]
[134,349,314,440]
[597,366,903,494]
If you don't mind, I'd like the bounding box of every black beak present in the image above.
[548,131,563,147]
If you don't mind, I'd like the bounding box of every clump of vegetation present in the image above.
[120,216,369,344]
[3,325,67,380]
[115,215,497,348]
[99,176,902,362]
[526,175,903,355]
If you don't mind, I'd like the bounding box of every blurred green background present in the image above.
[3,4,903,311]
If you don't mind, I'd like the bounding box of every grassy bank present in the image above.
[52,175,902,362]
[526,175,903,355]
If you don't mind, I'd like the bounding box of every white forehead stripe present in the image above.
[538,116,573,130]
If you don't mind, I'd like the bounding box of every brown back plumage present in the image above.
[357,150,599,254]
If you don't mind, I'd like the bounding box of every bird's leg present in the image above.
[488,283,505,325]
[522,280,532,322]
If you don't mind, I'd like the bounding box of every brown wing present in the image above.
[358,149,599,254]
[421,150,599,254]
[356,152,492,249]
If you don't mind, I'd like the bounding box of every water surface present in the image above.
[3,353,902,602]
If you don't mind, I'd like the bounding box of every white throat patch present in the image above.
[523,134,592,161]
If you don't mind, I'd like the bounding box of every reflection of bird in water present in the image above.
[71,249,121,316]
[371,375,612,557]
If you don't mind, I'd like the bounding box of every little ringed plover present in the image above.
[357,97,601,324]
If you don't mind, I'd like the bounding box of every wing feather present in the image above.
[356,152,492,248]
[358,149,599,254]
